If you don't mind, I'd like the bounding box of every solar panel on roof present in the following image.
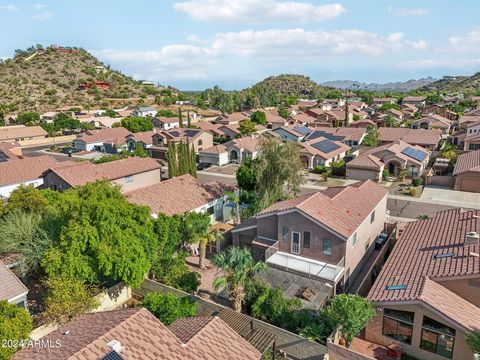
[101,351,124,360]
[0,150,10,162]
[185,129,199,137]
[401,147,427,162]
[292,126,311,136]
[385,284,407,291]
[170,131,180,137]
[312,139,341,153]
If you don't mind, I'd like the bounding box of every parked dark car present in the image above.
[62,147,81,155]
[196,162,212,171]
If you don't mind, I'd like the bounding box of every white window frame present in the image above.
[291,231,301,255]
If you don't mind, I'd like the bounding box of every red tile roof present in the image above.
[0,155,58,187]
[126,174,235,216]
[76,127,132,145]
[13,309,261,360]
[0,261,28,302]
[45,157,161,187]
[368,208,480,330]
[379,128,441,147]
[257,180,387,239]
[453,150,480,175]
[0,141,22,161]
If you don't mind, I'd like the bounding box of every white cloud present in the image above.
[94,28,426,82]
[388,6,430,17]
[448,28,480,52]
[174,0,345,23]
[31,3,47,10]
[398,58,480,69]
[31,9,53,21]
[0,4,18,11]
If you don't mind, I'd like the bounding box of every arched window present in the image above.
[198,139,203,146]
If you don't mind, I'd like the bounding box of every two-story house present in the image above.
[366,208,480,360]
[232,181,388,306]
[149,128,213,160]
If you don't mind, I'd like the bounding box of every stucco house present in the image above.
[366,208,480,360]
[402,96,426,108]
[149,128,213,160]
[131,106,157,118]
[126,174,236,223]
[347,141,430,180]
[378,128,441,150]
[412,114,453,135]
[305,127,366,148]
[0,261,29,309]
[0,155,58,199]
[73,127,131,153]
[453,150,480,192]
[42,157,161,193]
[463,121,480,151]
[0,125,48,143]
[300,137,350,168]
[198,136,260,165]
[273,125,312,142]
[232,181,388,304]
[153,117,180,130]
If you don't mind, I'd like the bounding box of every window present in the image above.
[370,210,375,223]
[352,232,357,246]
[303,231,310,248]
[198,139,203,146]
[420,316,455,358]
[382,309,414,344]
[291,232,300,254]
[125,175,133,183]
[322,238,332,256]
[282,226,289,242]
[206,206,214,215]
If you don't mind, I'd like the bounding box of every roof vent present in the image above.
[107,340,123,353]
[465,231,479,246]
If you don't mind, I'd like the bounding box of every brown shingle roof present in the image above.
[453,150,480,175]
[0,155,58,187]
[13,309,261,360]
[257,180,387,239]
[0,261,28,302]
[368,208,480,329]
[379,128,441,147]
[45,157,161,187]
[126,174,235,216]
[76,127,131,145]
[0,125,47,142]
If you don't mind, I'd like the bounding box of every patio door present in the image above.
[291,232,300,255]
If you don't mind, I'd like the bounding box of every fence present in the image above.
[326,327,376,360]
[18,135,76,147]
[136,279,327,360]
[424,174,455,187]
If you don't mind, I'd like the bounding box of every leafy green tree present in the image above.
[465,331,480,355]
[6,185,50,214]
[41,181,157,287]
[383,115,398,128]
[379,103,401,112]
[42,275,98,325]
[16,111,40,125]
[199,229,222,269]
[284,95,299,106]
[213,246,266,312]
[180,212,210,246]
[167,142,178,178]
[103,109,117,117]
[187,111,191,127]
[278,107,290,119]
[178,107,184,128]
[156,109,178,118]
[426,94,443,105]
[324,294,375,346]
[254,136,304,209]
[0,300,32,360]
[362,125,380,147]
[0,210,53,277]
[132,141,148,158]
[250,111,267,126]
[142,293,196,325]
[239,119,257,136]
[236,157,257,191]
[120,116,153,132]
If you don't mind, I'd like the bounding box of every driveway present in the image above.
[420,186,480,209]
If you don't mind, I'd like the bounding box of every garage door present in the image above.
[459,175,480,193]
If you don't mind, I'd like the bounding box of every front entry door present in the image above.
[291,232,300,254]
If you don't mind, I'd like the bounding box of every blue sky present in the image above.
[1,0,480,90]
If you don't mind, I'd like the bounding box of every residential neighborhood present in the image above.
[1,2,480,360]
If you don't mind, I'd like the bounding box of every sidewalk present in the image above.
[388,187,480,209]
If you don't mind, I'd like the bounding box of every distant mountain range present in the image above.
[320,77,437,92]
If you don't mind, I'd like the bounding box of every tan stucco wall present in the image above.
[365,303,473,360]
[192,132,213,152]
[111,168,161,193]
[346,167,383,181]
[435,277,480,307]
[454,172,480,192]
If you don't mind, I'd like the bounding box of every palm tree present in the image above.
[226,191,241,224]
[198,229,222,270]
[212,246,266,312]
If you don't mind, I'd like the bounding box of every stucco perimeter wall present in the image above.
[18,135,76,147]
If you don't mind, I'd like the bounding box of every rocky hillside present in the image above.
[321,77,437,92]
[0,46,165,112]
[251,74,330,99]
[421,73,480,92]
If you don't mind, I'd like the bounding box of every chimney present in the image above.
[107,340,122,353]
[465,231,479,246]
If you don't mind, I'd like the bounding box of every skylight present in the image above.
[385,284,407,291]
[432,252,455,259]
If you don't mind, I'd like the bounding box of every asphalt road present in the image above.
[21,143,74,162]
[198,171,458,220]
